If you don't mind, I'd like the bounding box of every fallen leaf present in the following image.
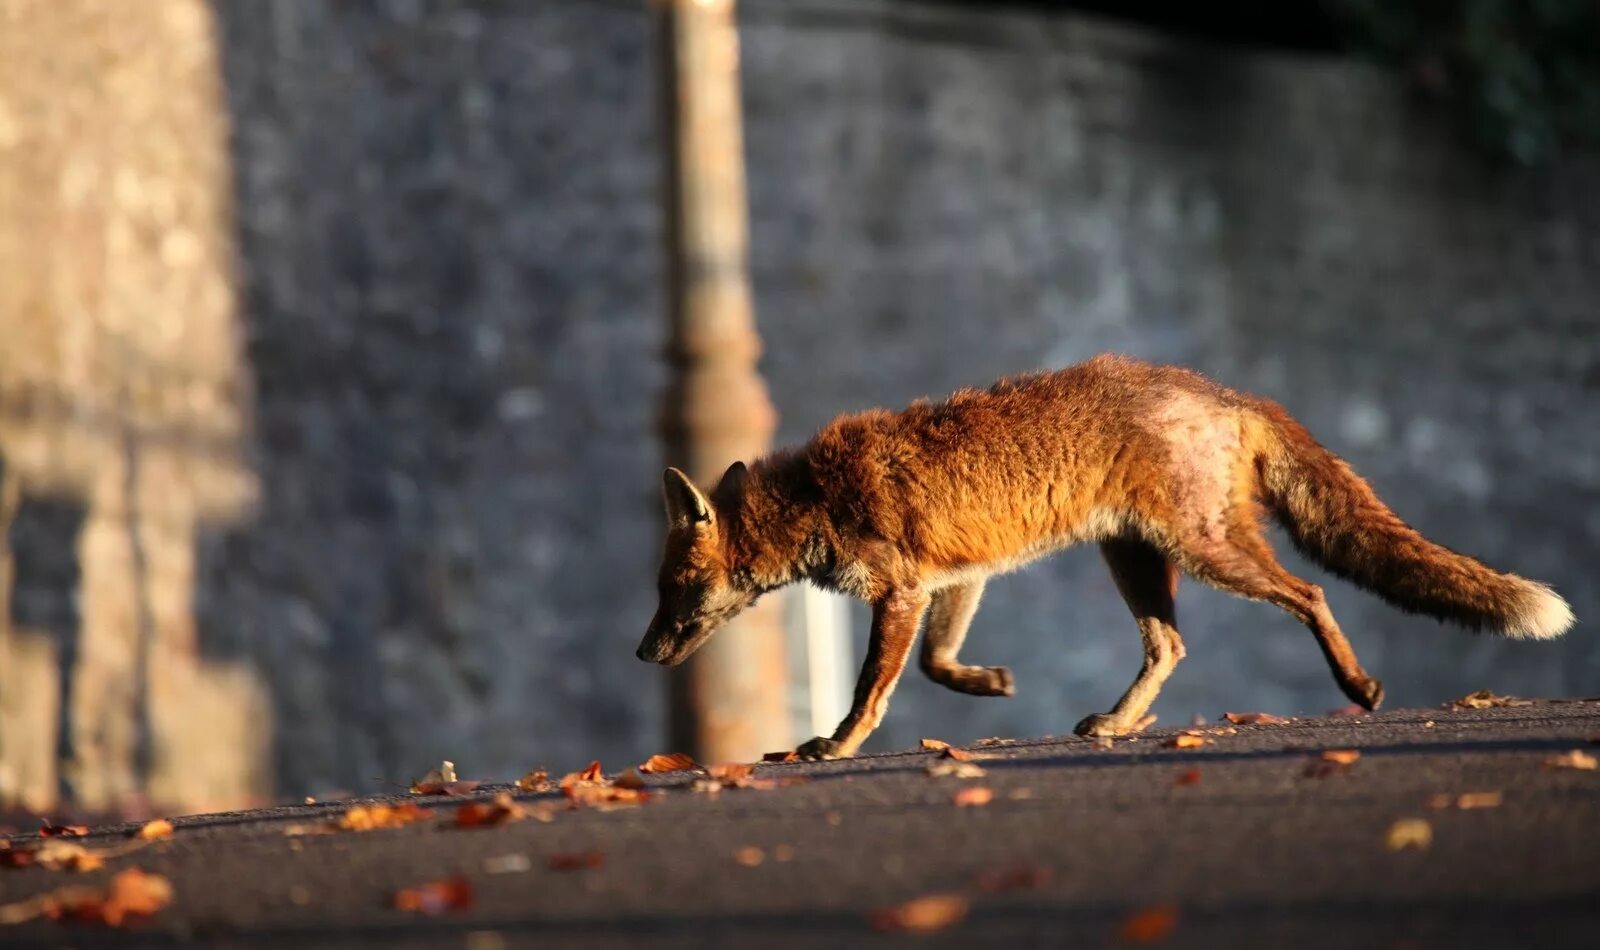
[976,864,1052,892]
[1546,749,1598,771]
[39,821,89,838]
[135,819,174,841]
[942,746,976,762]
[613,768,648,790]
[34,840,105,872]
[455,794,527,829]
[952,787,994,807]
[1385,818,1433,851]
[1223,711,1289,726]
[1174,768,1202,787]
[559,761,605,788]
[548,851,604,871]
[394,875,473,914]
[409,761,457,794]
[975,737,1012,747]
[761,750,800,763]
[515,769,550,792]
[1167,732,1207,749]
[1455,791,1504,810]
[563,783,651,808]
[733,846,764,867]
[1450,689,1533,710]
[707,763,754,783]
[920,738,951,751]
[1320,749,1361,765]
[338,802,435,831]
[1118,903,1180,943]
[926,760,986,779]
[1326,704,1366,717]
[870,893,969,934]
[0,868,176,926]
[640,753,698,774]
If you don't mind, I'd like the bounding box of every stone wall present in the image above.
[2,0,1595,809]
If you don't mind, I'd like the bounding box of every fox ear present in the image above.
[714,460,749,497]
[662,467,712,528]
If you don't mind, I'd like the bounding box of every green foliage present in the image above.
[1337,0,1600,164]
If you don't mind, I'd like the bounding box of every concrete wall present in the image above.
[2,0,1595,809]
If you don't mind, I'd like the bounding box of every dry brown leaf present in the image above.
[409,761,457,794]
[338,802,435,831]
[563,783,651,808]
[1450,689,1533,710]
[1174,768,1202,787]
[413,780,484,796]
[920,738,952,751]
[1454,791,1504,810]
[1167,732,1207,749]
[1223,711,1289,726]
[1385,818,1433,851]
[613,768,648,790]
[707,762,754,783]
[515,769,550,792]
[952,786,994,807]
[1320,749,1361,765]
[761,750,800,763]
[38,822,89,838]
[1326,704,1366,717]
[394,875,473,914]
[976,864,1052,893]
[1118,904,1180,943]
[640,752,698,773]
[733,846,765,867]
[34,840,106,873]
[975,737,1012,747]
[135,819,174,841]
[455,793,528,829]
[548,851,604,871]
[926,760,986,779]
[1546,749,1598,770]
[0,868,176,926]
[559,761,605,788]
[943,746,976,762]
[870,893,969,935]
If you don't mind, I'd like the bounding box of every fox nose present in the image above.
[635,642,650,661]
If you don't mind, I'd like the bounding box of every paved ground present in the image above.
[3,699,1600,948]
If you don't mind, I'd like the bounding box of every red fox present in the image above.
[637,355,1574,759]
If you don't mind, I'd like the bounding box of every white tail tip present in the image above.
[1504,581,1575,640]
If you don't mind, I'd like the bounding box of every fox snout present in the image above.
[636,615,697,666]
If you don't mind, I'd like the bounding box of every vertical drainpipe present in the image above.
[656,0,792,763]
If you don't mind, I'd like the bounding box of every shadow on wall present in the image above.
[0,0,269,814]
[196,0,669,801]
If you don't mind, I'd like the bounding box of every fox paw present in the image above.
[795,736,844,761]
[929,664,1016,698]
[1345,676,1384,711]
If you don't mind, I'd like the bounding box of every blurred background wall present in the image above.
[1,0,1595,811]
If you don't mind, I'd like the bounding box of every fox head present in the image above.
[636,463,758,666]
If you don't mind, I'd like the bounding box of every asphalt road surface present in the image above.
[3,699,1599,948]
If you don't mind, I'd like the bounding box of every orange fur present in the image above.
[637,355,1575,757]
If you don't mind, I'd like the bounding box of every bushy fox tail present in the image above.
[1255,408,1573,639]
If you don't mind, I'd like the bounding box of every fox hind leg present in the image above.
[920,578,1015,697]
[1075,538,1185,738]
[1178,515,1383,710]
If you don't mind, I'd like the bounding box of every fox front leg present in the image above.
[796,588,931,760]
